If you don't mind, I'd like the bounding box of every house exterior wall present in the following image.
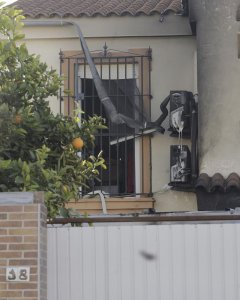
[22,14,197,211]
[190,0,240,177]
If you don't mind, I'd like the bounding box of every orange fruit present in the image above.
[14,114,22,124]
[71,137,84,150]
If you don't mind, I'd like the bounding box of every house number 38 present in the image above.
[6,267,30,282]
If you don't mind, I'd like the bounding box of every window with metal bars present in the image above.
[60,47,152,197]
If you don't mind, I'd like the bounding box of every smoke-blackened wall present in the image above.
[189,0,240,177]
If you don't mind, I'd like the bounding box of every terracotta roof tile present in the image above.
[196,173,240,193]
[15,0,183,18]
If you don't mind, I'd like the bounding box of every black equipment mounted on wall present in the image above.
[154,90,198,190]
[169,91,193,138]
[170,145,191,183]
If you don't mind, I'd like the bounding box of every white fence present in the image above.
[48,222,240,300]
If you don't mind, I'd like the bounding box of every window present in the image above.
[60,47,152,196]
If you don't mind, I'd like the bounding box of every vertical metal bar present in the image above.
[73,58,77,113]
[59,51,63,114]
[140,56,144,194]
[67,58,71,115]
[100,57,103,192]
[91,57,95,193]
[140,56,144,126]
[108,57,112,195]
[133,56,136,195]
[141,135,144,195]
[116,57,119,194]
[148,51,152,195]
[124,57,128,194]
[148,49,152,119]
[133,56,137,195]
[92,57,95,116]
[83,57,87,195]
[74,60,78,110]
[83,58,86,117]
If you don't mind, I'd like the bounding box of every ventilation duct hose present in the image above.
[147,95,170,133]
[23,20,143,130]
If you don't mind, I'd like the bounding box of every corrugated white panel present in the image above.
[48,223,240,300]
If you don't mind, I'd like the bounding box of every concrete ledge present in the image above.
[0,192,44,204]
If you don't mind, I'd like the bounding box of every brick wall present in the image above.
[0,192,47,300]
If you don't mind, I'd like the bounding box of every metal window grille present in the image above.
[60,47,152,196]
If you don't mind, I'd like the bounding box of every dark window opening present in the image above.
[81,78,137,195]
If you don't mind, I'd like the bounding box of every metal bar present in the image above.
[148,53,152,195]
[124,57,128,193]
[140,56,144,125]
[116,57,119,193]
[74,60,78,107]
[67,58,71,115]
[100,57,103,190]
[48,213,240,224]
[148,48,152,118]
[83,59,86,116]
[133,57,138,194]
[91,58,95,169]
[82,59,87,195]
[90,60,95,192]
[92,57,95,116]
[59,51,63,114]
[140,56,144,193]
[108,57,112,194]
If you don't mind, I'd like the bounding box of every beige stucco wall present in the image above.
[22,14,198,212]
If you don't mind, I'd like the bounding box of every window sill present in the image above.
[66,197,154,215]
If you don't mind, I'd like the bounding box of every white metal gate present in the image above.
[48,223,240,300]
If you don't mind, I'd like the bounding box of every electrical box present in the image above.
[169,91,194,138]
[156,89,198,188]
[170,145,191,184]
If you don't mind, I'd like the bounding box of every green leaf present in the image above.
[13,33,25,41]
[59,207,70,218]
[15,176,24,184]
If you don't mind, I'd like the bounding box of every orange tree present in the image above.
[0,5,106,217]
